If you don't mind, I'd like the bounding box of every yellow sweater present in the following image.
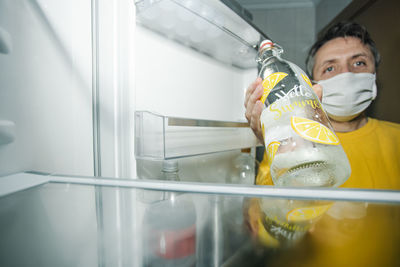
[256,118,400,190]
[252,118,400,266]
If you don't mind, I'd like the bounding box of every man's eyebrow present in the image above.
[319,58,337,67]
[351,52,369,59]
[319,52,370,67]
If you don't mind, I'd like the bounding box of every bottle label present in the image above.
[260,70,340,166]
[286,204,332,222]
[290,116,340,145]
[262,204,332,242]
[260,72,288,103]
[266,141,280,167]
[265,97,321,121]
[261,71,314,105]
[151,224,196,259]
[263,214,310,241]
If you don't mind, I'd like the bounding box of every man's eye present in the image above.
[324,66,334,73]
[354,61,366,67]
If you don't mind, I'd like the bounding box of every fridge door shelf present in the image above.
[135,110,260,160]
[135,0,268,69]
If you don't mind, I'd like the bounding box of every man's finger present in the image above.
[245,84,263,121]
[252,100,264,143]
[244,77,262,108]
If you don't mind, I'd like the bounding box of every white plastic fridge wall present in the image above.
[135,25,257,122]
[0,0,93,176]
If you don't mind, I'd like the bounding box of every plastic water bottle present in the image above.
[143,160,196,267]
[232,149,255,184]
[257,40,351,187]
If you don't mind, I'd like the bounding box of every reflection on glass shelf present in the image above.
[0,174,399,267]
[135,111,259,160]
[135,0,268,69]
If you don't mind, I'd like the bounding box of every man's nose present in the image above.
[334,65,349,75]
[340,64,350,74]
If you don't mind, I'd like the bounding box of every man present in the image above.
[244,21,400,189]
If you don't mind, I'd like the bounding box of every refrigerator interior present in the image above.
[0,0,262,180]
[2,1,399,267]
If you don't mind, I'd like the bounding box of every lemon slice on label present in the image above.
[291,116,340,145]
[257,218,279,247]
[266,141,280,166]
[260,72,288,103]
[301,73,313,88]
[286,204,332,222]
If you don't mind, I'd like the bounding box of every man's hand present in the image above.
[244,78,323,143]
[244,77,264,144]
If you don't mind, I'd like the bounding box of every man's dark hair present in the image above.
[305,21,381,78]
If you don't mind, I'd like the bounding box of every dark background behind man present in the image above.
[321,0,400,123]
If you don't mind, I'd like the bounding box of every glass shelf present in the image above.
[1,172,400,267]
[135,0,269,69]
[135,111,260,160]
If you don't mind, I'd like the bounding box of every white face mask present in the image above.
[317,72,377,122]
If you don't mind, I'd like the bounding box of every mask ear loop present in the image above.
[372,73,377,100]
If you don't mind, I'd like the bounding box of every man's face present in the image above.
[313,37,375,81]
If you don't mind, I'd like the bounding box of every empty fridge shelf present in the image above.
[135,111,260,160]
